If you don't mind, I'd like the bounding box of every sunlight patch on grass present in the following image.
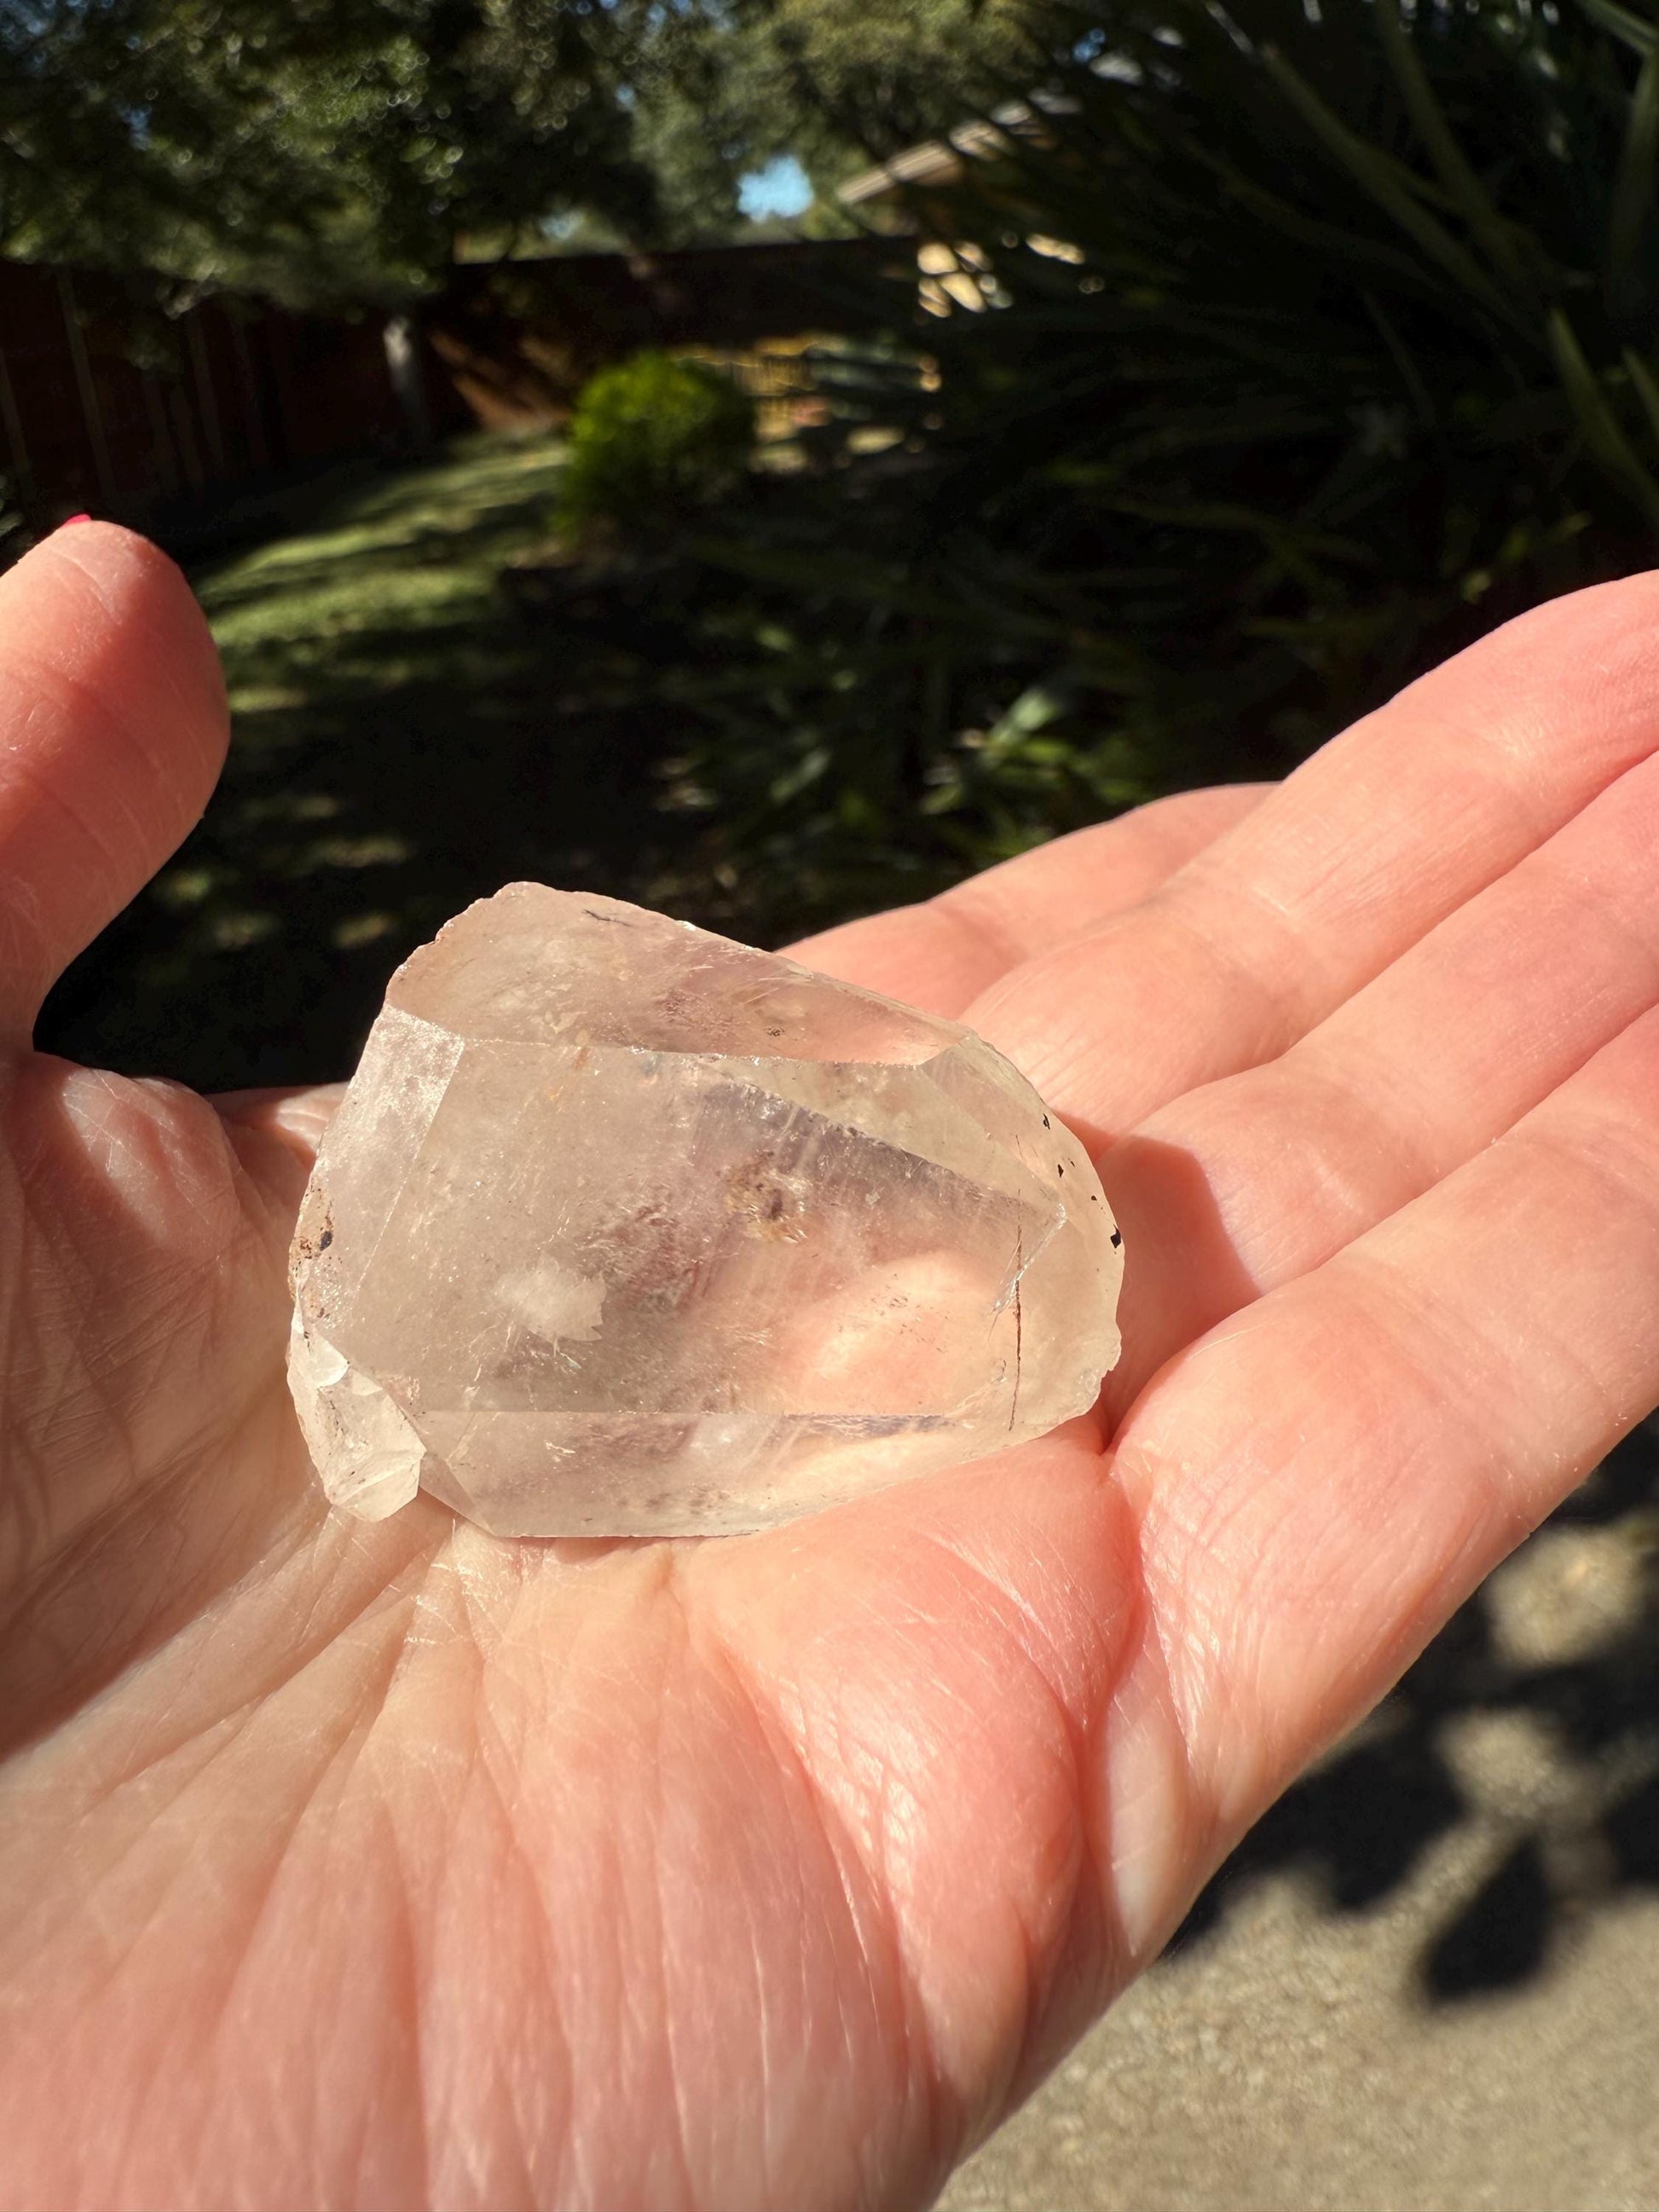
[208,563,494,650]
[223,683,313,713]
[36,426,702,1093]
[194,431,568,674]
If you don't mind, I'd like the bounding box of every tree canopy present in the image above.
[0,0,662,299]
[633,0,1036,223]
[0,0,1033,300]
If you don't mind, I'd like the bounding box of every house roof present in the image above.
[838,95,1078,207]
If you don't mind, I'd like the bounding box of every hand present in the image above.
[1,523,1656,2212]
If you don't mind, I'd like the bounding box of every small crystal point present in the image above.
[287,886,1123,1536]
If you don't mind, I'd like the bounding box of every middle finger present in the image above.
[964,575,1659,1147]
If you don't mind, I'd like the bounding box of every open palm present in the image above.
[3,523,1657,2212]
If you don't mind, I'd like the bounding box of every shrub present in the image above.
[559,351,756,535]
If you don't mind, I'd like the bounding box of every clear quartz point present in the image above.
[287,885,1123,1536]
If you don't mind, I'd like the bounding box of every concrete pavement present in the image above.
[941,1424,1659,2212]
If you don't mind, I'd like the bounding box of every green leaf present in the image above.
[1610,40,1659,312]
[1548,306,1659,528]
[1258,39,1532,341]
[1624,345,1659,451]
[1575,0,1659,57]
[981,674,1078,758]
[1361,291,1439,428]
[1372,0,1535,296]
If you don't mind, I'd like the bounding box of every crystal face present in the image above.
[287,886,1123,1536]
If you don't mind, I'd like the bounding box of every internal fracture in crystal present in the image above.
[287,886,1123,1536]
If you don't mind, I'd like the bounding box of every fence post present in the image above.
[384,315,433,450]
[186,314,227,478]
[55,271,118,509]
[167,381,206,494]
[0,347,33,502]
[141,373,182,500]
[228,312,272,473]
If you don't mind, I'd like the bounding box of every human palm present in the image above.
[2,524,1657,2211]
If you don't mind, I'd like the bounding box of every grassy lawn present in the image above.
[37,432,734,1090]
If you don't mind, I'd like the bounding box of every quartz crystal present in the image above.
[287,885,1123,1536]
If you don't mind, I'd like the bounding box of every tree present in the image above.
[742,0,1035,171]
[631,0,1038,237]
[0,0,1043,288]
[0,0,658,302]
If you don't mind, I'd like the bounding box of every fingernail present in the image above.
[60,512,94,528]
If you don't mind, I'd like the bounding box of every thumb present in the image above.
[0,522,228,1038]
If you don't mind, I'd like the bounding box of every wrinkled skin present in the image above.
[1,524,1657,2211]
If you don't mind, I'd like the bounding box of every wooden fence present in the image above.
[0,237,915,528]
[0,261,438,524]
[424,236,911,429]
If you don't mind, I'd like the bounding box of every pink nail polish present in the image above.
[61,512,94,527]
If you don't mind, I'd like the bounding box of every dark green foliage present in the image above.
[559,354,757,535]
[26,0,1659,960]
[0,0,659,301]
[0,0,1033,292]
[616,0,1659,931]
[630,0,1037,222]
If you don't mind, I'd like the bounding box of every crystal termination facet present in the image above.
[287,887,1123,1536]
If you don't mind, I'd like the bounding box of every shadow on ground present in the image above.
[38,433,747,1090]
[1171,1417,1659,2003]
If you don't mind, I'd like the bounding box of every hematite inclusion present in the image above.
[287,886,1123,1536]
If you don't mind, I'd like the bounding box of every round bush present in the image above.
[560,351,756,534]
